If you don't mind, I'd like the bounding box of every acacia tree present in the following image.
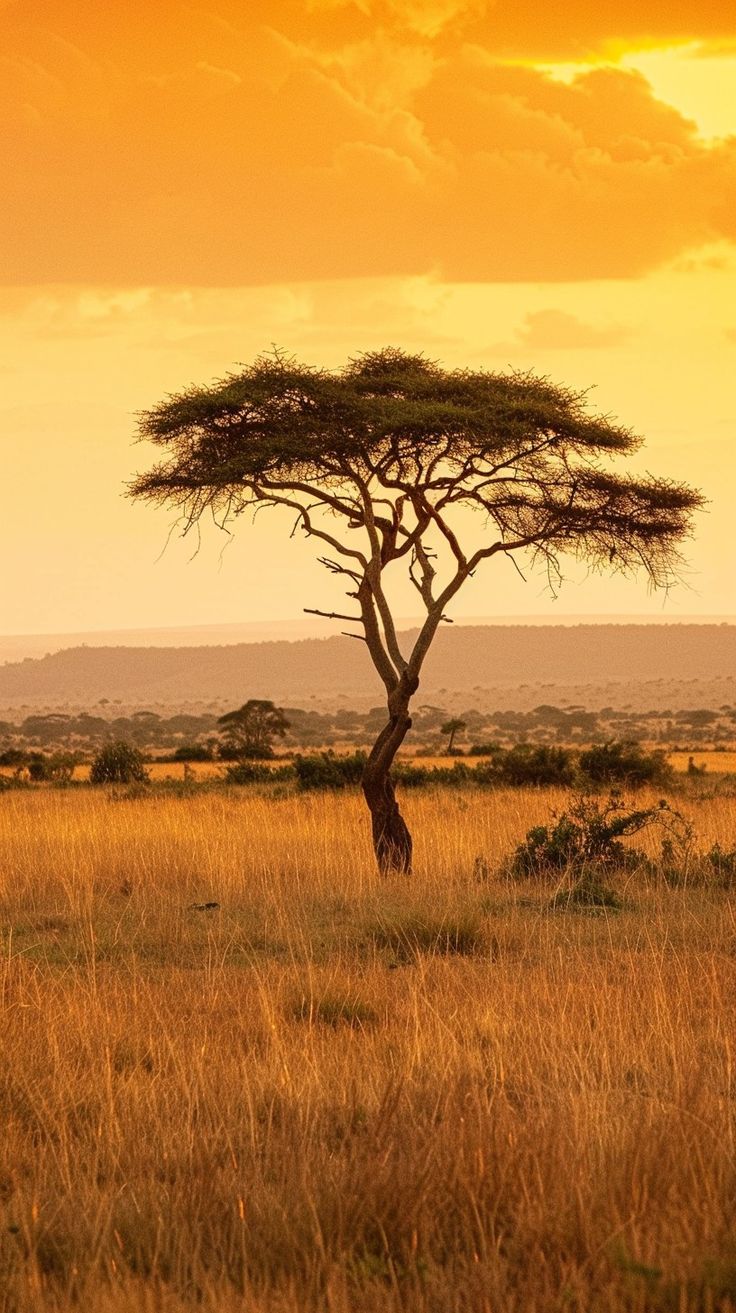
[218,699,290,759]
[129,349,702,875]
[441,718,467,755]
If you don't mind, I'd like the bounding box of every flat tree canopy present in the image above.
[130,348,703,873]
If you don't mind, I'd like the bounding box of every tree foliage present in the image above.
[217,700,290,760]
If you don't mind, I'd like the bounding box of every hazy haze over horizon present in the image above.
[2,614,736,670]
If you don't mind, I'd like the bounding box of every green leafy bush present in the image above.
[90,741,149,785]
[578,739,673,788]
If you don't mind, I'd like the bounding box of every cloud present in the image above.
[1,4,735,285]
[301,0,736,54]
[516,309,634,349]
[368,0,736,55]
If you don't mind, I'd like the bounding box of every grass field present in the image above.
[0,785,735,1311]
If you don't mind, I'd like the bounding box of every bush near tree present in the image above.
[90,741,149,785]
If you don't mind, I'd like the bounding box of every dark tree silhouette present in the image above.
[129,349,703,875]
[218,699,290,759]
[441,718,466,754]
[90,741,148,785]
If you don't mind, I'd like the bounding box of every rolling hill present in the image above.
[0,624,734,711]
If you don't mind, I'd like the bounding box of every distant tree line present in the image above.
[1,700,735,768]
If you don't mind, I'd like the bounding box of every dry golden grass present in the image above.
[1,785,735,1312]
[1,748,734,786]
[669,751,736,774]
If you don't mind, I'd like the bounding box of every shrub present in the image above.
[293,751,367,791]
[393,761,475,788]
[507,792,692,905]
[578,739,673,788]
[26,752,77,783]
[27,753,49,782]
[171,744,213,762]
[497,743,576,787]
[90,741,149,785]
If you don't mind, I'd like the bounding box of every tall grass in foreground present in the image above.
[0,786,735,1311]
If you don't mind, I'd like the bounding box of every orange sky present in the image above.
[1,0,735,634]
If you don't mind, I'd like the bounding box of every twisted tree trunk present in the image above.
[362,675,417,876]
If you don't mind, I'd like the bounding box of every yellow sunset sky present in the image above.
[1,0,735,635]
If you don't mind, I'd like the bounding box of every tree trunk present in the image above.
[362,681,416,876]
[362,764,413,876]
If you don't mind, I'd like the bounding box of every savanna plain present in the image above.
[1,784,735,1313]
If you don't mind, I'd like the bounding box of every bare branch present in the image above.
[350,467,408,677]
[250,486,368,567]
[317,556,362,583]
[304,607,364,624]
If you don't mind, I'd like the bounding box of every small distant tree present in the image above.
[441,718,466,754]
[130,349,702,875]
[90,741,148,785]
[217,700,290,760]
